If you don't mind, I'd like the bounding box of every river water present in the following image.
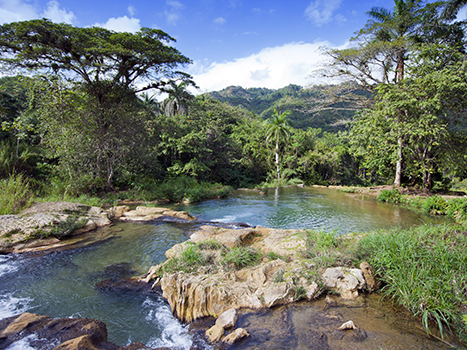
[0,187,452,349]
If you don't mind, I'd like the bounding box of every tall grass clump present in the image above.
[357,224,467,340]
[222,246,262,269]
[157,176,231,203]
[0,174,34,215]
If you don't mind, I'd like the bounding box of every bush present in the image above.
[0,174,34,215]
[421,195,448,215]
[377,189,402,203]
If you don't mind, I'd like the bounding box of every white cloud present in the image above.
[0,0,75,24]
[213,16,226,24]
[457,7,467,21]
[42,1,76,24]
[189,41,344,92]
[128,5,136,17]
[305,0,343,26]
[94,15,141,32]
[0,0,36,24]
[165,0,184,25]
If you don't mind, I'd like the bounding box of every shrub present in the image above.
[377,189,402,203]
[421,195,448,215]
[0,174,34,215]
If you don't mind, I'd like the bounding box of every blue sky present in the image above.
[1,0,465,92]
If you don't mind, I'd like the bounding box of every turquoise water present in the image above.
[178,187,448,233]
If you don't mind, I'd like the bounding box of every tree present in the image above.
[162,81,194,117]
[265,109,291,182]
[0,19,193,189]
[325,0,465,187]
[350,44,467,191]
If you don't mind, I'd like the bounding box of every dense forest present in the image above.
[0,0,467,205]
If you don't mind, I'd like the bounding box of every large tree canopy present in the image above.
[0,19,192,99]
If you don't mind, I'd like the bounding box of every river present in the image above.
[0,187,453,349]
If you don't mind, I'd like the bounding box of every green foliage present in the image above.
[301,230,354,268]
[159,243,209,274]
[0,174,34,214]
[377,189,402,203]
[196,239,224,251]
[222,247,262,270]
[357,224,467,339]
[294,285,307,300]
[265,251,286,261]
[208,83,363,132]
[421,195,448,215]
[156,176,231,203]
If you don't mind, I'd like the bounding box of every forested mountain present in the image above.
[208,83,368,132]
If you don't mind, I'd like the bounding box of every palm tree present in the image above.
[366,0,422,83]
[265,109,291,182]
[162,81,193,117]
[140,93,162,116]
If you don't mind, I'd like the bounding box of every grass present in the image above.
[357,223,467,341]
[222,246,262,270]
[0,173,34,215]
[377,189,467,224]
[300,229,355,269]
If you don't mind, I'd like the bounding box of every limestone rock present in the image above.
[322,267,366,300]
[360,261,380,290]
[206,324,224,342]
[338,320,357,330]
[0,312,128,350]
[119,206,196,222]
[223,328,249,345]
[215,308,238,329]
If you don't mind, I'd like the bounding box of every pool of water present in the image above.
[0,186,452,348]
[178,187,448,233]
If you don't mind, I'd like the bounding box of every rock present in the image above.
[338,320,357,330]
[322,267,366,300]
[119,206,196,222]
[215,308,238,329]
[206,324,224,342]
[0,312,122,350]
[223,328,249,345]
[109,205,130,219]
[360,261,380,290]
[0,202,112,254]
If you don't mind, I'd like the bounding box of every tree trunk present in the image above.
[275,141,280,182]
[394,137,402,187]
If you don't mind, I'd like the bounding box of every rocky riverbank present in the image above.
[0,202,196,254]
[139,224,376,345]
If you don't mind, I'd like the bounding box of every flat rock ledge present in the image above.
[115,205,196,223]
[140,225,372,326]
[0,202,112,254]
[0,203,196,254]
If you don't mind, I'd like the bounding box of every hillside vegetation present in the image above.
[208,83,368,132]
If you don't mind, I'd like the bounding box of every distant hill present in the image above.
[207,83,369,132]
